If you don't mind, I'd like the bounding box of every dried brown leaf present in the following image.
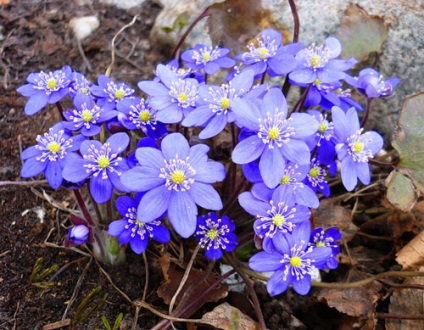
[200,302,260,330]
[396,230,424,270]
[386,266,424,330]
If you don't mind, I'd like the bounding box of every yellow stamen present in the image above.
[97,155,110,169]
[309,167,320,178]
[115,89,125,100]
[268,127,280,140]
[139,110,151,122]
[47,142,60,153]
[316,241,325,247]
[290,256,302,267]
[220,97,230,110]
[171,170,185,184]
[135,220,145,227]
[310,55,322,68]
[313,79,321,86]
[318,122,328,133]
[352,141,364,153]
[178,93,187,103]
[280,175,290,185]
[46,78,57,90]
[202,52,211,62]
[258,47,269,59]
[81,110,93,123]
[272,214,285,227]
[206,229,218,240]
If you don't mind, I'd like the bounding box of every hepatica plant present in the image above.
[18,24,399,303]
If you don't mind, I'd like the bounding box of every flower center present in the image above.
[46,78,57,90]
[280,175,290,185]
[352,141,364,153]
[115,89,125,100]
[220,97,230,110]
[178,92,188,103]
[135,220,145,227]
[206,229,219,240]
[309,167,320,178]
[139,110,151,122]
[316,241,325,247]
[290,256,302,267]
[258,47,270,59]
[47,141,61,153]
[313,79,321,86]
[272,214,285,227]
[268,127,280,140]
[97,155,110,169]
[310,55,322,68]
[202,51,211,62]
[318,122,328,133]
[171,170,185,184]
[81,110,93,123]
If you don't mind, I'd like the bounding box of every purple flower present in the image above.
[249,223,332,296]
[231,88,318,188]
[69,71,91,99]
[181,44,236,75]
[17,65,73,115]
[62,93,119,136]
[138,64,199,124]
[62,133,130,203]
[332,106,383,191]
[20,123,85,189]
[120,133,225,238]
[345,68,400,98]
[289,37,357,85]
[195,213,238,260]
[304,158,330,197]
[309,227,341,269]
[239,190,310,252]
[182,70,257,139]
[90,75,135,110]
[236,29,302,77]
[108,195,170,254]
[67,224,90,245]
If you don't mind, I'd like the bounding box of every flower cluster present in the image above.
[18,27,398,297]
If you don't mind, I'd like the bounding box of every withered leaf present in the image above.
[396,229,424,270]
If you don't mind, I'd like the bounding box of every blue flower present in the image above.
[332,106,383,191]
[289,37,357,85]
[67,224,90,246]
[90,74,135,110]
[20,123,85,189]
[182,70,257,139]
[345,68,400,99]
[304,159,330,198]
[120,133,225,238]
[249,223,332,296]
[239,190,310,252]
[309,227,341,269]
[108,195,170,254]
[231,88,318,188]
[236,29,302,77]
[62,93,119,136]
[138,64,199,124]
[195,213,238,260]
[69,71,91,98]
[17,66,73,115]
[62,132,130,203]
[181,44,236,75]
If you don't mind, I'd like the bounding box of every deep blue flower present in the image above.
[20,123,85,189]
[62,132,130,203]
[231,88,318,188]
[249,222,332,296]
[239,190,310,252]
[236,29,302,77]
[120,133,225,238]
[182,70,257,139]
[195,213,238,260]
[62,93,119,136]
[181,44,236,75]
[345,68,400,99]
[309,227,341,269]
[67,224,90,245]
[332,106,383,191]
[108,195,170,254]
[90,74,135,110]
[138,64,199,124]
[17,65,73,115]
[289,37,357,85]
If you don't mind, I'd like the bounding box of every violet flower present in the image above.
[17,65,73,115]
[90,74,135,110]
[195,213,238,260]
[249,223,332,296]
[345,68,400,98]
[120,133,225,238]
[309,227,341,269]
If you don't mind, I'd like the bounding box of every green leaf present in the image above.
[385,171,417,212]
[336,5,388,61]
